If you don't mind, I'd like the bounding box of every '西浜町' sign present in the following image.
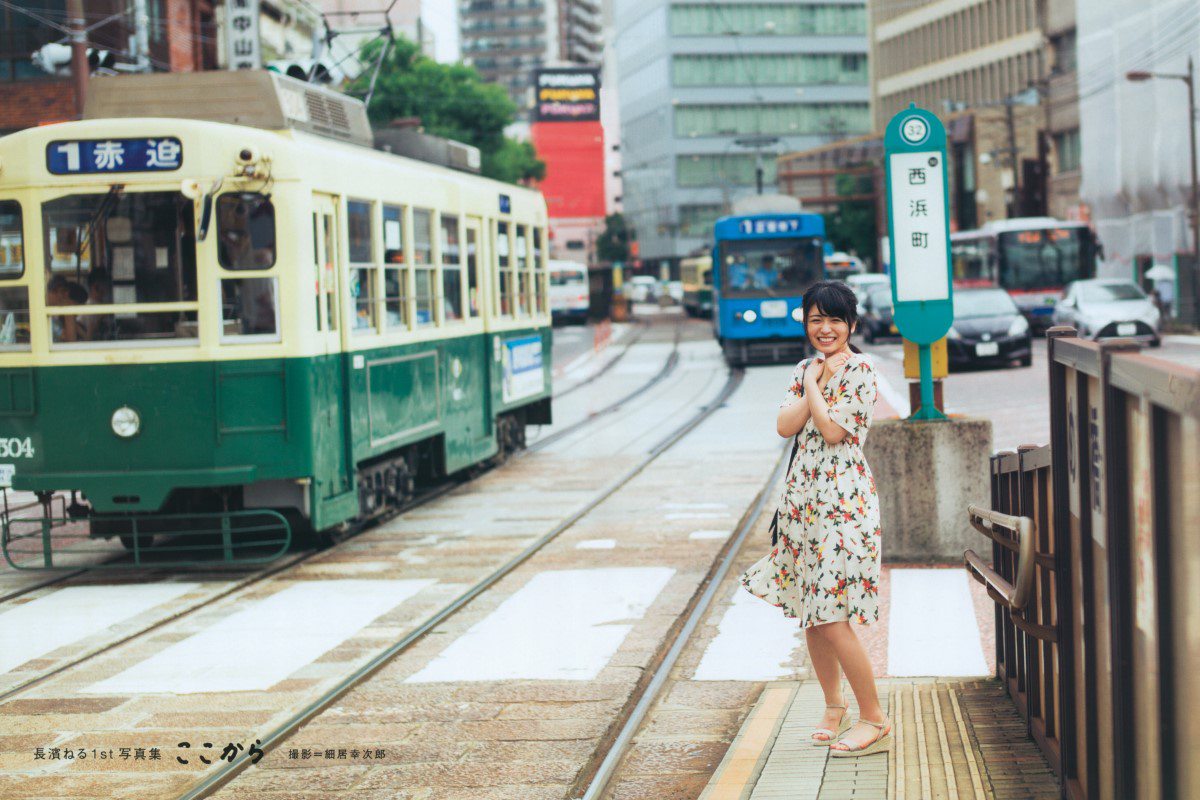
[884,105,953,345]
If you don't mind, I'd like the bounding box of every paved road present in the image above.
[858,333,1200,453]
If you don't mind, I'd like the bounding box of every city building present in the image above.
[460,0,603,114]
[613,0,870,271]
[1077,0,1198,316]
[0,0,216,133]
[867,0,1081,221]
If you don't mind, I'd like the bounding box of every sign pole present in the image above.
[883,104,954,422]
[913,343,939,420]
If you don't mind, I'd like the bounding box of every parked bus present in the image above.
[680,254,713,318]
[950,218,1099,331]
[549,260,589,324]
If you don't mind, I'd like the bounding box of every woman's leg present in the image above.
[819,620,889,749]
[805,625,846,739]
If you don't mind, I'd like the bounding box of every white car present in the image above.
[665,280,684,303]
[626,275,659,303]
[1053,279,1161,346]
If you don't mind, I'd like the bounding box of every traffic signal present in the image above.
[267,59,343,85]
[32,43,121,76]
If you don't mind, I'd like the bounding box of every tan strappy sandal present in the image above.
[829,716,892,757]
[810,702,851,747]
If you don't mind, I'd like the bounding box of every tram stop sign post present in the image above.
[884,104,954,421]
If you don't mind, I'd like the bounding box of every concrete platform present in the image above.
[700,677,1059,800]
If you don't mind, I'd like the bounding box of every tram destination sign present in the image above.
[46,138,183,175]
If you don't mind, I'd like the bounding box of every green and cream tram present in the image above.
[0,71,552,555]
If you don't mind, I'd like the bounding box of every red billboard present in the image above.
[531,120,606,219]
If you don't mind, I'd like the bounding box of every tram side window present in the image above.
[42,191,198,343]
[221,278,279,338]
[496,221,511,316]
[413,209,435,327]
[515,226,530,316]
[217,193,276,269]
[348,200,376,333]
[383,205,408,329]
[532,227,546,314]
[441,214,462,321]
[0,202,29,351]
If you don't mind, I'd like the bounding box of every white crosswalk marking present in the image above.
[406,567,674,682]
[693,589,803,681]
[0,583,199,674]
[83,580,433,694]
[887,569,988,676]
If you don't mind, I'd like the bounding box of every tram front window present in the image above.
[719,237,823,299]
[998,228,1087,290]
[42,191,197,343]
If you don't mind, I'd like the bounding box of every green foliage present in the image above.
[352,37,544,184]
[824,169,877,265]
[596,213,633,263]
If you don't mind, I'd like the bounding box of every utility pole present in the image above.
[1004,98,1020,218]
[67,0,87,116]
[133,0,151,72]
[1186,57,1199,286]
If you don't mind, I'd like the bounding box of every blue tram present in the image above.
[711,200,827,366]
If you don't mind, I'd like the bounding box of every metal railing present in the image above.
[965,326,1200,800]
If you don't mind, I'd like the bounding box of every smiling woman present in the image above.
[740,279,891,757]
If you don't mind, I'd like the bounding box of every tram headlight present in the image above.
[111,406,141,438]
[791,307,803,322]
[742,309,758,323]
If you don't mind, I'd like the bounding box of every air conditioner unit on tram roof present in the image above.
[83,70,374,148]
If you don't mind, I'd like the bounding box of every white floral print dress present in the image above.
[740,353,882,627]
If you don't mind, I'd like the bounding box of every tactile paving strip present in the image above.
[700,678,1060,800]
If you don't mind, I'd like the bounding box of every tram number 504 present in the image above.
[0,437,35,458]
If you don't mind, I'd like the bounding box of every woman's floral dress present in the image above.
[740,353,882,627]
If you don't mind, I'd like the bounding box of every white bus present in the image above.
[950,218,1099,332]
[549,260,589,324]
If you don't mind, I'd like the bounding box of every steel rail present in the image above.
[575,422,789,800]
[551,320,649,400]
[0,320,691,707]
[527,320,683,453]
[175,361,745,800]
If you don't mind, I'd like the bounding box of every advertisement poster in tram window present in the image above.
[533,68,600,122]
[502,335,544,403]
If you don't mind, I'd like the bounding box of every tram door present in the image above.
[311,193,353,503]
[465,217,492,442]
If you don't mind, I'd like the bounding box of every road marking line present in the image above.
[887,569,988,676]
[0,583,200,674]
[665,512,730,520]
[83,580,433,694]
[693,590,803,681]
[688,529,731,540]
[405,567,674,682]
[576,539,616,549]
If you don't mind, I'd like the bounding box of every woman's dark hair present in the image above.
[802,280,862,353]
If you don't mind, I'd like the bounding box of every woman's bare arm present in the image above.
[776,362,814,437]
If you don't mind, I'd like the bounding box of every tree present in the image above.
[824,168,877,266]
[352,37,544,184]
[596,213,633,263]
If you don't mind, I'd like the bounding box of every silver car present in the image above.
[1053,279,1161,346]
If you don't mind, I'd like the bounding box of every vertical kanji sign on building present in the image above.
[884,104,954,420]
[225,0,262,70]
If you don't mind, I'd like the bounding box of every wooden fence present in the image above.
[965,326,1200,800]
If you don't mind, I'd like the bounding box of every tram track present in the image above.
[551,320,649,400]
[174,356,744,800]
[0,318,690,706]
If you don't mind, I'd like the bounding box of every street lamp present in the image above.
[1127,57,1199,322]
